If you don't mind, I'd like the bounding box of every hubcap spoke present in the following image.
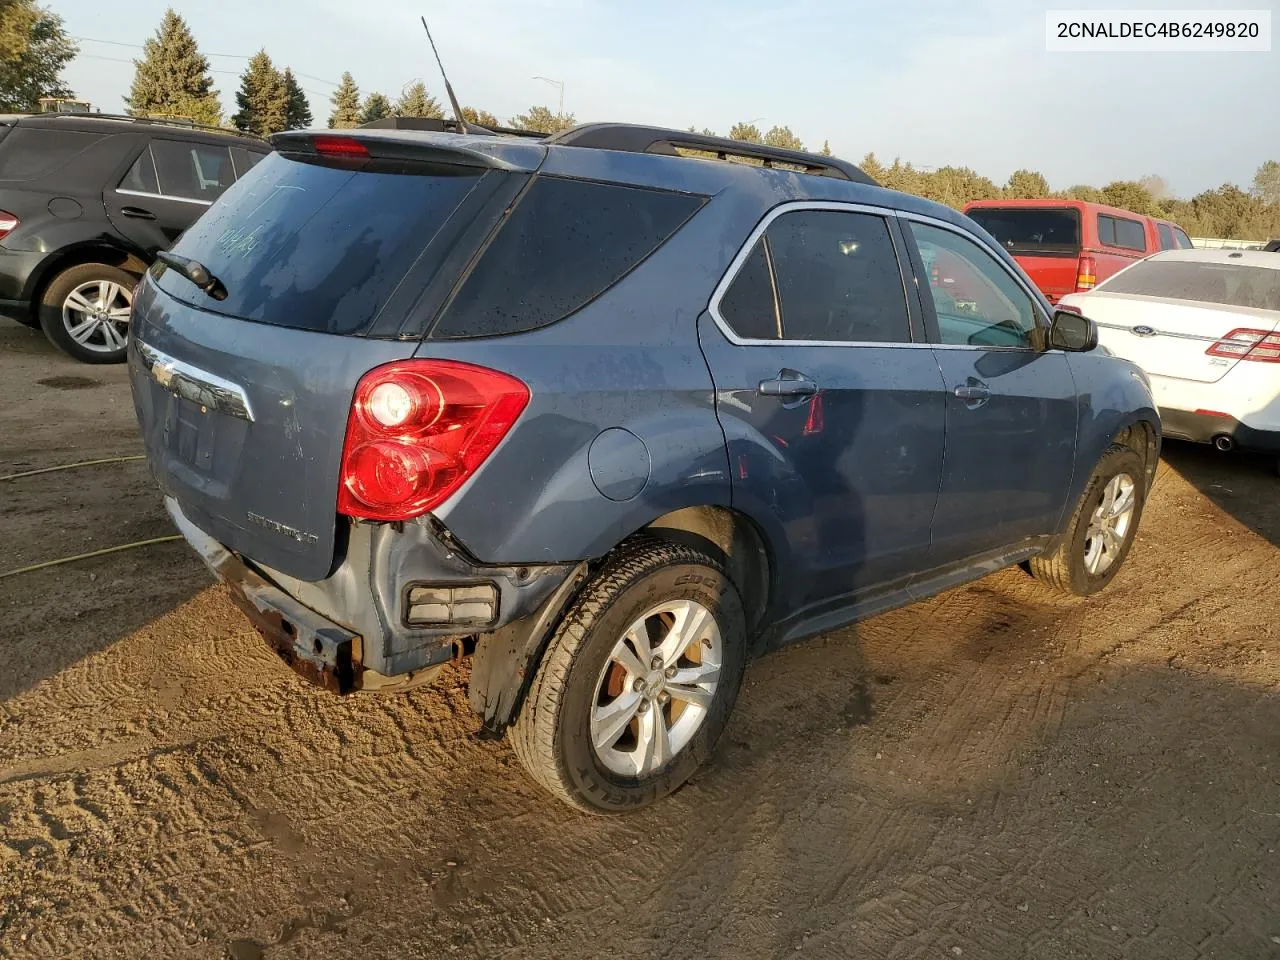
[656,601,711,667]
[636,706,671,772]
[67,317,98,343]
[65,291,96,314]
[102,322,127,350]
[99,282,119,309]
[592,691,642,751]
[665,681,713,710]
[613,628,649,677]
[108,306,132,321]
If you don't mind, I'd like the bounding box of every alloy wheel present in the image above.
[590,599,722,777]
[62,279,132,354]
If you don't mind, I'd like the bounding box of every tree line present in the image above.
[2,3,1276,240]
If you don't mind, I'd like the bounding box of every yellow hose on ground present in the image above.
[0,536,183,580]
[0,455,145,483]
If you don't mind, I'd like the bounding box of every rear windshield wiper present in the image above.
[154,250,228,301]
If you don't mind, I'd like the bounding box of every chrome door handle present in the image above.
[954,381,991,403]
[759,369,818,398]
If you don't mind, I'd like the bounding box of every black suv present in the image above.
[0,113,269,363]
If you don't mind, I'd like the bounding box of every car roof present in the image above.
[1146,248,1280,270]
[8,112,267,146]
[964,197,1155,221]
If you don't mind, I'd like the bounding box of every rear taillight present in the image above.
[0,210,19,241]
[337,360,530,521]
[1205,328,1280,364]
[1075,255,1097,291]
[312,135,369,160]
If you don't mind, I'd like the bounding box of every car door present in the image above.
[698,203,947,620]
[105,138,236,253]
[901,216,1078,563]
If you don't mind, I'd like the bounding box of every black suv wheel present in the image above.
[39,263,138,364]
[510,538,747,813]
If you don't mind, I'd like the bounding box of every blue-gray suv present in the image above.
[129,123,1160,812]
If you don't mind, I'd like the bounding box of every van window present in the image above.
[1156,223,1175,250]
[0,127,103,180]
[1098,214,1146,252]
[1173,227,1194,249]
[965,207,1080,257]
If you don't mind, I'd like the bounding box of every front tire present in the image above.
[510,538,747,813]
[39,263,138,364]
[1028,445,1146,596]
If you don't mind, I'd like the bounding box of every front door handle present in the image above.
[758,369,818,398]
[120,206,157,220]
[954,380,991,404]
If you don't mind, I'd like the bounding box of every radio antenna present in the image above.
[421,16,468,134]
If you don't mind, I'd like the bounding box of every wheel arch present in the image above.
[468,504,775,736]
[24,241,149,320]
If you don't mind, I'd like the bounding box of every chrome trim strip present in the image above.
[116,188,213,208]
[137,340,255,422]
[1094,320,1221,344]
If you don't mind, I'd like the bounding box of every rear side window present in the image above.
[0,127,103,180]
[119,146,159,194]
[1173,227,1194,249]
[1157,222,1175,250]
[719,240,780,340]
[1100,260,1280,311]
[1098,214,1146,251]
[151,139,235,202]
[432,177,704,339]
[766,210,910,342]
[965,207,1080,256]
[158,151,485,334]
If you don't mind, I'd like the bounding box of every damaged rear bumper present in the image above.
[167,497,369,692]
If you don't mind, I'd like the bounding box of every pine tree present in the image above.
[123,8,220,126]
[728,122,763,144]
[462,105,499,127]
[360,92,392,124]
[328,71,361,129]
[282,68,311,130]
[395,81,444,119]
[763,125,803,151]
[232,50,288,138]
[511,104,575,134]
[820,140,832,157]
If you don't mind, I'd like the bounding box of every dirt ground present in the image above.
[1,317,1278,960]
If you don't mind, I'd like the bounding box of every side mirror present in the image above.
[1049,309,1098,352]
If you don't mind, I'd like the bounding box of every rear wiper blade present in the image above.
[154,250,227,301]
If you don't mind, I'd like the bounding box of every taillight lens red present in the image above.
[1205,328,1280,364]
[337,360,530,521]
[312,135,369,159]
[1075,255,1097,291]
[0,210,19,241]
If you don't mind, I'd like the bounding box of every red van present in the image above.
[962,199,1194,303]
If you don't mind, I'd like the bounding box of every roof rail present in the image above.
[545,123,878,186]
[358,115,547,140]
[34,111,265,141]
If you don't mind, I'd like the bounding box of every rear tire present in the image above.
[1028,445,1146,596]
[510,538,747,813]
[39,263,138,364]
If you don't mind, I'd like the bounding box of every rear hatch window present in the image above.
[156,151,485,335]
[967,207,1081,257]
[1101,259,1280,311]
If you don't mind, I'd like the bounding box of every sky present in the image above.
[54,0,1278,198]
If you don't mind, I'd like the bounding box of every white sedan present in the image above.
[1058,249,1280,471]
